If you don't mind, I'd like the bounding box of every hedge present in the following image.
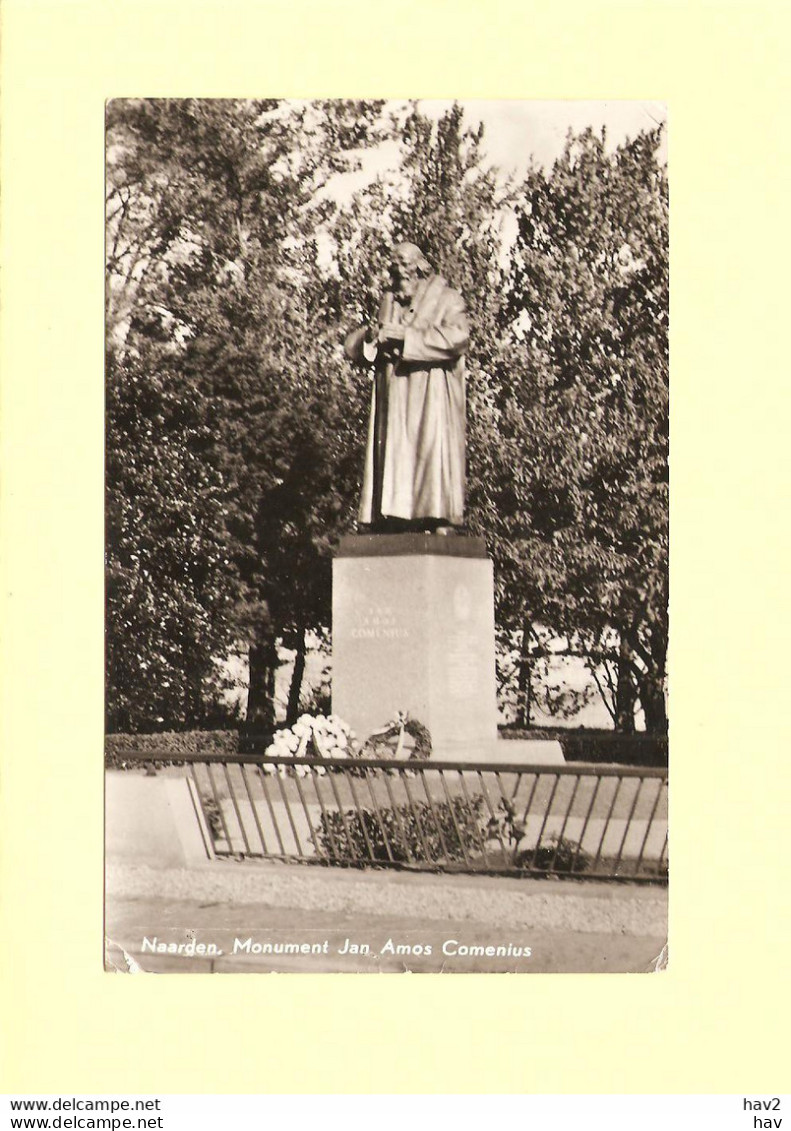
[105,729,239,768]
[500,727,668,768]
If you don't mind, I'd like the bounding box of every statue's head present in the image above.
[390,242,432,300]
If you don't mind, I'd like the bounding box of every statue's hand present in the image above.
[379,323,405,343]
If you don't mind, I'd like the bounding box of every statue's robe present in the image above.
[345,273,469,527]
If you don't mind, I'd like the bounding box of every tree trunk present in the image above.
[615,632,637,733]
[639,674,668,735]
[624,620,668,736]
[245,630,279,741]
[515,618,533,728]
[286,626,307,726]
[640,625,668,735]
[180,633,204,729]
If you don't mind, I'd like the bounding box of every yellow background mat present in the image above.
[1,0,788,1095]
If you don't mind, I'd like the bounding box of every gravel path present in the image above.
[107,861,667,938]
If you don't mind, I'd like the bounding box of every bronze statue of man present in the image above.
[345,242,470,533]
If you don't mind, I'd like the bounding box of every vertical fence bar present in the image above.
[307,764,343,861]
[491,771,520,859]
[189,763,216,851]
[437,769,473,869]
[572,774,601,873]
[240,763,269,856]
[204,762,234,854]
[222,763,252,855]
[526,773,561,872]
[346,771,377,863]
[456,769,491,866]
[475,770,510,860]
[517,771,540,827]
[612,776,644,876]
[381,768,416,864]
[547,773,581,872]
[401,771,435,864]
[326,768,361,864]
[590,775,623,874]
[362,767,396,863]
[659,830,669,870]
[292,767,322,859]
[256,766,288,856]
[418,767,452,861]
[273,768,305,857]
[634,777,666,877]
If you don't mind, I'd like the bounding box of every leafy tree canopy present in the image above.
[105,101,668,734]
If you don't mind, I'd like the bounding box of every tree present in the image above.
[499,126,669,732]
[106,101,668,739]
[105,343,240,731]
[106,99,383,731]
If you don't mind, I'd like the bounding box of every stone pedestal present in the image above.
[332,534,498,759]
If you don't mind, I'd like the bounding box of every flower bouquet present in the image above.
[263,713,357,776]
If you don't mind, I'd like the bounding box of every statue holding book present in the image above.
[344,242,470,533]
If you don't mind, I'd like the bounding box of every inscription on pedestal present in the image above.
[446,629,480,699]
[350,604,410,641]
[333,536,498,758]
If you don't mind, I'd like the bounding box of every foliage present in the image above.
[482,799,591,873]
[105,728,239,756]
[298,662,332,717]
[516,834,591,874]
[105,343,241,731]
[199,795,224,842]
[104,728,238,769]
[106,99,668,736]
[499,727,668,767]
[316,795,486,864]
[317,792,590,873]
[106,99,382,730]
[495,127,669,732]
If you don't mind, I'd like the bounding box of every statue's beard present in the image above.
[394,277,417,302]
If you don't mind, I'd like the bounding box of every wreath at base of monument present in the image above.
[361,711,432,761]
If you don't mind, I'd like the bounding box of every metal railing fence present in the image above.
[115,751,668,882]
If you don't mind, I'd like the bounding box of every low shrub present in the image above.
[105,729,238,769]
[500,727,668,768]
[315,794,486,864]
[200,795,224,841]
[517,834,591,874]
